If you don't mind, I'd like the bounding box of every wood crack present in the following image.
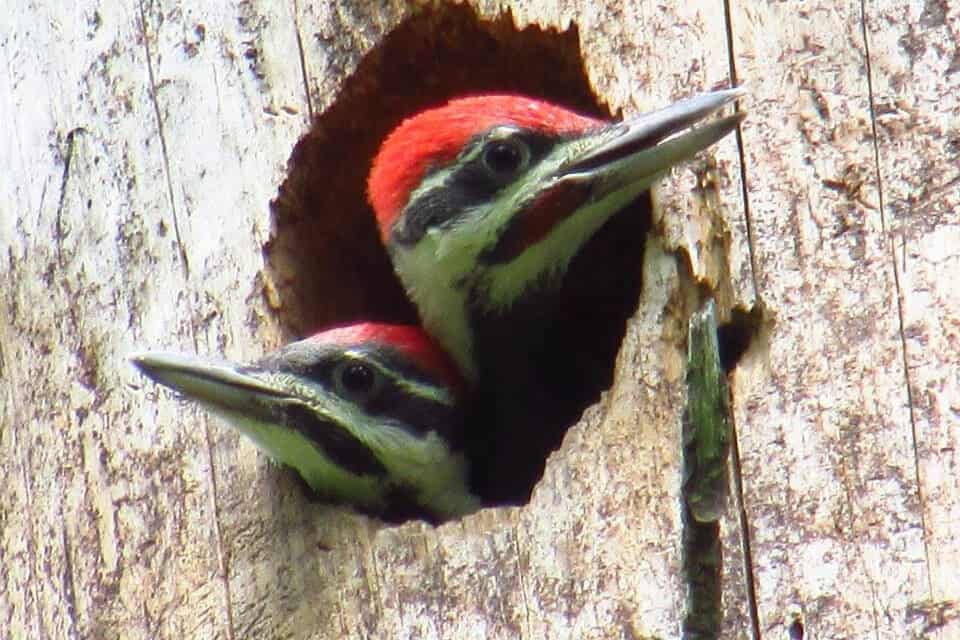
[858,0,933,599]
[720,3,762,637]
[292,0,314,122]
[137,0,191,280]
[59,526,80,640]
[137,4,235,638]
[55,127,86,268]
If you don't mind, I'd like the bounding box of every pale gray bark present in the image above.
[1,1,956,639]
[725,2,960,637]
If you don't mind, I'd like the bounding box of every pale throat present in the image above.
[392,239,479,382]
[390,174,645,381]
[393,199,638,380]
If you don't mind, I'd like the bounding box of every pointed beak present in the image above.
[479,87,745,266]
[129,351,289,421]
[130,351,391,481]
[560,87,745,184]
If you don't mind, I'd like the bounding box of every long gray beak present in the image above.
[562,87,745,182]
[130,352,287,419]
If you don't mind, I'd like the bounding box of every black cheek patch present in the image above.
[392,131,559,248]
[390,184,474,247]
[379,483,435,524]
[479,180,593,265]
[391,206,429,247]
[281,404,388,478]
[366,387,461,441]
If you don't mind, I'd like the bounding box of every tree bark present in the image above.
[1,1,956,639]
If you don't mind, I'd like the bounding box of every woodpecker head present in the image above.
[130,323,478,522]
[368,89,745,378]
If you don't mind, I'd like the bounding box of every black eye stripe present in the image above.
[391,129,559,247]
[258,345,463,445]
[279,404,388,478]
[262,346,439,393]
[364,383,465,444]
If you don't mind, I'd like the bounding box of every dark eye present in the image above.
[333,361,379,402]
[482,138,530,177]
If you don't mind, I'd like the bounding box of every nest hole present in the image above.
[266,3,650,508]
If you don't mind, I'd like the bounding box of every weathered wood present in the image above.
[867,3,960,635]
[1,2,306,638]
[727,0,959,637]
[3,1,954,639]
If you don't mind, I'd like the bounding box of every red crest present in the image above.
[310,323,466,395]
[367,95,601,242]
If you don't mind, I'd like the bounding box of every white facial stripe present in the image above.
[285,391,477,517]
[403,163,457,213]
[349,410,477,517]
[481,176,653,310]
[340,349,455,406]
[213,407,386,508]
[391,228,478,379]
[217,402,477,517]
[390,139,607,376]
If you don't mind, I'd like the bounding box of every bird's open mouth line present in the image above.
[130,353,295,404]
[561,87,746,177]
[562,125,670,176]
[229,367,297,398]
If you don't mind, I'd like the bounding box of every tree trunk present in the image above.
[2,1,956,638]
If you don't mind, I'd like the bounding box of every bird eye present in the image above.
[333,361,379,402]
[482,138,529,177]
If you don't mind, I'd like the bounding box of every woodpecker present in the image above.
[130,323,479,522]
[367,89,745,503]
